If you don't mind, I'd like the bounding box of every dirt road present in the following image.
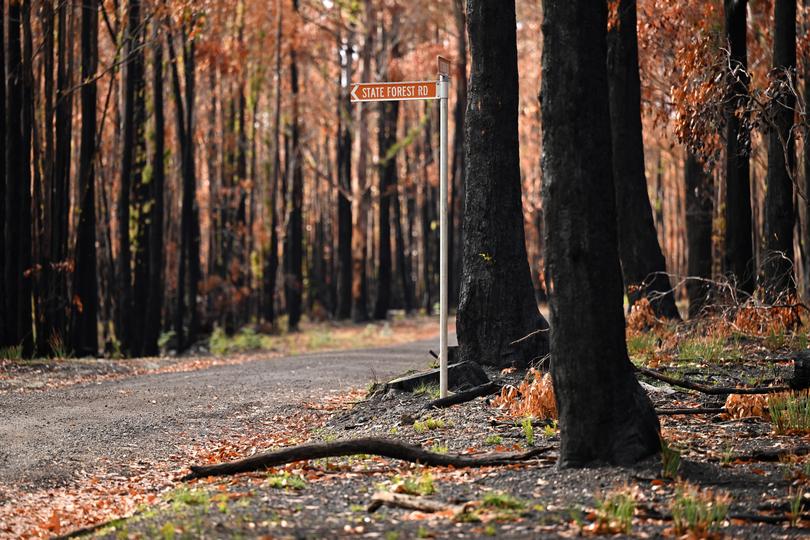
[0,340,434,494]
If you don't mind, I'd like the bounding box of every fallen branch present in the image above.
[183,437,552,480]
[655,407,726,416]
[636,366,791,395]
[367,491,468,515]
[425,381,502,409]
[730,445,810,462]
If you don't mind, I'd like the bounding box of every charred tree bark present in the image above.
[263,0,283,325]
[284,0,303,331]
[685,153,714,318]
[118,0,147,354]
[142,25,165,356]
[4,0,34,352]
[0,0,5,346]
[607,0,680,319]
[723,0,755,296]
[72,0,99,357]
[762,0,797,296]
[335,33,353,320]
[541,0,661,466]
[457,0,549,369]
[448,0,467,308]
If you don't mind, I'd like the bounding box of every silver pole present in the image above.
[439,75,450,399]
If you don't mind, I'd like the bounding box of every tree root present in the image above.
[636,366,791,395]
[367,491,469,515]
[183,437,553,480]
[425,381,502,409]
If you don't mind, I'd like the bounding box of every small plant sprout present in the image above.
[789,488,805,527]
[413,417,446,433]
[384,471,436,496]
[661,438,681,480]
[768,390,810,434]
[670,483,730,537]
[522,417,535,445]
[480,491,527,521]
[591,485,637,534]
[543,421,558,438]
[484,434,503,446]
[429,442,449,454]
[266,471,307,490]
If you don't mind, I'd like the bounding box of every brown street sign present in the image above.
[350,81,438,103]
[437,56,451,77]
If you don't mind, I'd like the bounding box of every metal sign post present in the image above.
[350,56,452,399]
[437,58,450,399]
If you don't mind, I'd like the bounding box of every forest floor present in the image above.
[3,307,810,538]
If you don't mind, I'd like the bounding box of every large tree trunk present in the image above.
[457,1,549,369]
[4,0,34,353]
[448,0,466,308]
[118,0,147,355]
[607,0,680,320]
[335,32,353,320]
[0,0,5,346]
[762,0,797,296]
[541,0,660,466]
[723,0,755,296]
[685,152,714,318]
[72,0,99,357]
[284,0,303,331]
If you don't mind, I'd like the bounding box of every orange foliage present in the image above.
[491,368,557,420]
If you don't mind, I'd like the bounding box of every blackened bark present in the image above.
[142,26,165,356]
[263,1,283,325]
[284,0,303,331]
[762,0,797,296]
[448,0,466,308]
[685,152,714,318]
[119,0,148,354]
[393,181,415,313]
[4,0,33,352]
[723,0,755,295]
[72,0,99,356]
[457,1,549,369]
[541,0,660,466]
[336,36,353,320]
[373,58,399,319]
[607,0,680,319]
[0,0,5,346]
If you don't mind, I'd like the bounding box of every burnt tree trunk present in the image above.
[723,0,755,295]
[284,0,303,331]
[263,0,283,325]
[335,33,353,320]
[541,0,661,466]
[0,0,5,346]
[72,0,99,357]
[142,25,165,356]
[685,152,714,318]
[762,0,797,296]
[448,0,466,308]
[607,0,680,319]
[457,0,549,369]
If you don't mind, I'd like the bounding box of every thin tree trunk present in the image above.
[336,32,353,320]
[723,0,755,296]
[607,0,680,319]
[541,0,660,467]
[262,0,283,325]
[685,152,714,318]
[762,0,797,296]
[457,0,549,369]
[0,0,5,346]
[284,0,303,331]
[72,0,99,357]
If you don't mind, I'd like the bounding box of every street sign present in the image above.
[349,67,451,399]
[437,56,451,78]
[350,81,438,103]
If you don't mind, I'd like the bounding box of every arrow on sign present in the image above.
[350,81,438,103]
